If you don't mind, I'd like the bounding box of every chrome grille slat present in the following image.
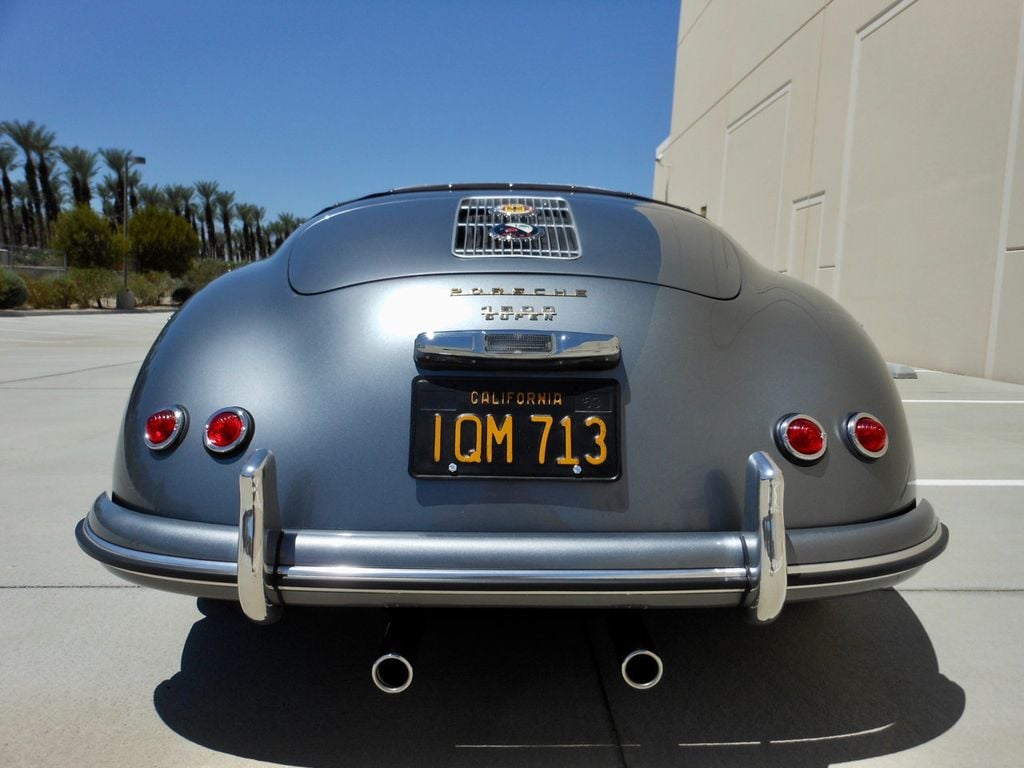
[484,332,554,354]
[453,196,581,259]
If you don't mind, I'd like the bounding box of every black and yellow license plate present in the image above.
[410,377,620,480]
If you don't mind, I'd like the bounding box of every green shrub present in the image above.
[149,272,175,305]
[129,208,201,277]
[68,268,121,309]
[52,205,126,270]
[184,258,232,294]
[128,271,175,306]
[24,275,76,308]
[0,268,29,309]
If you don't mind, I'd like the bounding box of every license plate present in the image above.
[410,377,620,480]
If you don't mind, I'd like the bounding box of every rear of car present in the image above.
[77,185,947,625]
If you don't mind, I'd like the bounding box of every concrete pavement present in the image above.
[0,314,1020,767]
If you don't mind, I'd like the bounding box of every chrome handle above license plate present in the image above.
[414,331,620,370]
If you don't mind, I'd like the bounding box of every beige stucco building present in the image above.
[654,0,1024,383]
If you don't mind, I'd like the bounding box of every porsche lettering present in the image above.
[451,288,587,298]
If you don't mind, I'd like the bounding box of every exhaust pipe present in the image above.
[371,617,416,694]
[620,648,664,690]
[610,616,664,690]
[372,652,414,694]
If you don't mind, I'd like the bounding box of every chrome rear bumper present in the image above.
[76,450,948,619]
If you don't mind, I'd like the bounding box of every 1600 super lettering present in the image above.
[76,184,947,692]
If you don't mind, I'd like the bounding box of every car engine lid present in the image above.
[287,190,742,299]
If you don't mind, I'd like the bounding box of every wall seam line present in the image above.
[984,0,1024,378]
[661,0,833,153]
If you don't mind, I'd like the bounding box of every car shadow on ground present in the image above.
[154,590,963,768]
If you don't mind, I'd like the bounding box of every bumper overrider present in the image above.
[76,450,947,624]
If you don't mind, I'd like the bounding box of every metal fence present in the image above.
[0,245,68,278]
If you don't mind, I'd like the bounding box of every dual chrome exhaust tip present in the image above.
[372,618,416,694]
[612,616,663,690]
[620,648,664,690]
[370,615,663,694]
[371,652,415,694]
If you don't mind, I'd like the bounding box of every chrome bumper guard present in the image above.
[238,449,282,624]
[744,451,786,624]
[229,449,789,624]
[77,449,947,620]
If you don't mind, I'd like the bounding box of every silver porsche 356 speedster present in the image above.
[77,184,946,691]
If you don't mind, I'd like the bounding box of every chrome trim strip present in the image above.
[280,586,748,597]
[79,518,236,579]
[278,564,748,585]
[787,567,922,593]
[105,565,232,590]
[789,525,943,576]
[237,449,281,624]
[746,451,787,624]
[414,330,620,368]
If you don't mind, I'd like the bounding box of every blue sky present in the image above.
[1,0,679,221]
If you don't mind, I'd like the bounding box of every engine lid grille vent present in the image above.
[483,332,554,354]
[453,196,581,259]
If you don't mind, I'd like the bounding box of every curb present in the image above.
[0,307,178,317]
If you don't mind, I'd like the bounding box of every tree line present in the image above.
[0,119,305,260]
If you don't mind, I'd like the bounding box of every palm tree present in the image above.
[193,180,219,258]
[137,183,167,209]
[48,173,67,212]
[253,206,266,259]
[264,220,281,253]
[99,148,131,230]
[33,126,60,240]
[265,213,303,253]
[12,181,34,246]
[213,190,235,261]
[0,143,18,244]
[187,200,201,239]
[235,202,257,259]
[59,146,99,207]
[278,213,303,239]
[232,225,245,260]
[163,184,194,220]
[97,175,119,223]
[1,120,45,246]
[127,168,142,217]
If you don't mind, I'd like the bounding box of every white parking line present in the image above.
[902,399,1024,404]
[678,722,894,748]
[678,740,760,747]
[0,360,142,385]
[455,743,639,749]
[913,480,1024,487]
[769,722,894,745]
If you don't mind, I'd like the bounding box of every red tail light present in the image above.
[847,413,888,458]
[144,406,187,450]
[776,414,827,462]
[204,407,252,454]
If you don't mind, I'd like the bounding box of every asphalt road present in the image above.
[1,313,1020,767]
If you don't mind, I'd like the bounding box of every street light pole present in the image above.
[116,154,146,309]
[122,155,146,290]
